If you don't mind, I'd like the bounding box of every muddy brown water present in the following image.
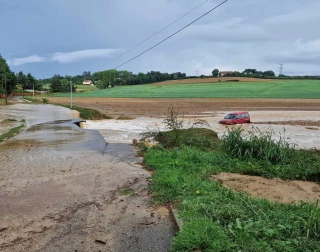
[0,104,174,252]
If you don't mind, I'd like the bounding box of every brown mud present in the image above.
[213,173,320,205]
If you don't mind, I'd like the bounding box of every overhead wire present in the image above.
[113,0,228,70]
[96,0,213,70]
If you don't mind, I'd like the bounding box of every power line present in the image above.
[113,0,228,70]
[97,0,213,70]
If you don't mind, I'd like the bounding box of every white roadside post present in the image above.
[33,82,34,101]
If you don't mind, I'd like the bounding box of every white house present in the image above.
[83,80,92,85]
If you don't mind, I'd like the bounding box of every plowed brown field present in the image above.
[47,97,320,117]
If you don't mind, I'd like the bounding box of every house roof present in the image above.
[83,80,92,82]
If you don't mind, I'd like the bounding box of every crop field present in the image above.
[48,80,320,99]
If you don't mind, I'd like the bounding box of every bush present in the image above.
[42,98,49,104]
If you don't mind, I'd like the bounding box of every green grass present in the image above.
[145,146,320,251]
[0,120,25,142]
[24,96,42,103]
[75,84,97,92]
[142,128,320,251]
[47,80,320,98]
[60,105,112,120]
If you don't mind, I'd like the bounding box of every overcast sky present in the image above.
[1,0,319,78]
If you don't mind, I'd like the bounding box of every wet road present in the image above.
[0,104,174,251]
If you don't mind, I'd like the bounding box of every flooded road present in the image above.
[84,111,320,149]
[0,104,174,252]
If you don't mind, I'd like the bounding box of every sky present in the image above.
[1,0,320,78]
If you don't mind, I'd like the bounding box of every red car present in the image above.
[219,112,251,125]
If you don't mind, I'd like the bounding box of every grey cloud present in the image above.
[2,0,320,77]
[8,55,46,66]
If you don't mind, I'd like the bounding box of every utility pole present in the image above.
[279,64,284,76]
[70,78,73,109]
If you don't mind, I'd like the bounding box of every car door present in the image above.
[237,113,246,124]
[234,113,242,124]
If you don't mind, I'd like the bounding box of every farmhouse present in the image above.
[220,71,234,77]
[83,80,92,85]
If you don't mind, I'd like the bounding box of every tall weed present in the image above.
[221,127,296,164]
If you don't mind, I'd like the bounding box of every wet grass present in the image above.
[142,127,320,251]
[0,120,25,143]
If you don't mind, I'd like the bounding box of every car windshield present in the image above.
[225,114,236,119]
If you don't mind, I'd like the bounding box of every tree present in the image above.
[263,70,275,77]
[51,75,62,93]
[0,54,17,104]
[17,71,26,88]
[82,71,91,80]
[212,69,219,77]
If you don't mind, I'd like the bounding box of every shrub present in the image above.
[42,98,49,104]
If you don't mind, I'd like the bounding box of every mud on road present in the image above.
[0,104,174,252]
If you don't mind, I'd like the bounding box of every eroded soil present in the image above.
[212,173,320,205]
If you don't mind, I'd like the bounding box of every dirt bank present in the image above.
[213,173,320,205]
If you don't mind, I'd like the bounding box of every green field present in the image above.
[75,84,97,92]
[48,80,320,99]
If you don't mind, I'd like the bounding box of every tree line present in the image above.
[0,55,38,99]
[211,68,276,78]
[37,70,187,92]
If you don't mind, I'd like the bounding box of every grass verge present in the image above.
[141,127,320,251]
[61,105,112,120]
[0,120,25,143]
[23,96,42,103]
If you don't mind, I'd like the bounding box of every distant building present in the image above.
[220,71,234,77]
[83,80,92,85]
